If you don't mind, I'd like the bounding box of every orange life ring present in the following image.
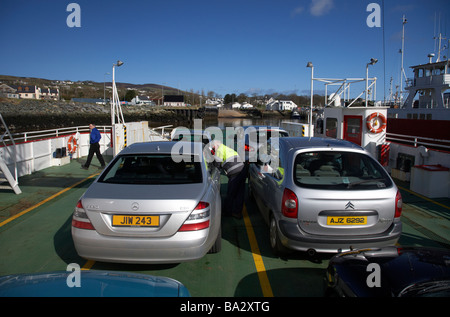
[366,112,387,133]
[68,135,78,153]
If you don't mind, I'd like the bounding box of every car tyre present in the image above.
[269,214,290,256]
[208,226,222,253]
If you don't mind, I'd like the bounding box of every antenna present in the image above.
[400,15,407,104]
[433,11,448,62]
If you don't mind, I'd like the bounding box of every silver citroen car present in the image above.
[248,137,402,256]
[72,141,222,264]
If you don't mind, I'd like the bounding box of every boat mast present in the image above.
[400,15,407,105]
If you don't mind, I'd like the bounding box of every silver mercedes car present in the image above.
[248,137,402,256]
[72,141,222,264]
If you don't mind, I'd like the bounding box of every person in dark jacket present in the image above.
[211,140,248,219]
[82,123,106,169]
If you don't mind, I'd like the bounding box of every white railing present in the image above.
[0,122,170,179]
[0,125,112,145]
[150,125,172,140]
[0,114,20,193]
[0,125,113,179]
[387,132,450,150]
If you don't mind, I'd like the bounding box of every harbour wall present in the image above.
[0,99,211,133]
[0,99,293,133]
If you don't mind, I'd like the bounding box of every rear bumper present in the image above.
[72,227,213,264]
[278,219,402,253]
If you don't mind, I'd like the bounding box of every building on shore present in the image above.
[163,95,185,107]
[40,87,60,100]
[265,99,298,111]
[130,95,156,106]
[2,85,60,100]
[0,84,19,98]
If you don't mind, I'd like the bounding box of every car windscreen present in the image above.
[98,154,203,185]
[293,151,392,190]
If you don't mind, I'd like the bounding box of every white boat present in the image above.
[384,34,450,197]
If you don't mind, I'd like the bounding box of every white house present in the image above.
[13,85,41,99]
[266,99,298,111]
[130,95,155,106]
[205,97,224,106]
[0,84,19,98]
[231,102,241,109]
[40,88,60,100]
[240,102,254,109]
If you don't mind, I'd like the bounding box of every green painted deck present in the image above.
[1,157,449,297]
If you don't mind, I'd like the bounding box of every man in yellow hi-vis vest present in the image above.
[211,140,248,219]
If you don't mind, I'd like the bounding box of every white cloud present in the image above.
[310,0,334,16]
[291,6,305,17]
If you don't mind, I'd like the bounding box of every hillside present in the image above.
[0,74,187,101]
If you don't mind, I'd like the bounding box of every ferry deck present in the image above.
[1,155,449,297]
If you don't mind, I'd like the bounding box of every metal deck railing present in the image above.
[0,125,112,146]
[0,113,21,194]
[386,132,450,151]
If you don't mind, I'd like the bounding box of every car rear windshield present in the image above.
[293,151,392,190]
[98,154,203,185]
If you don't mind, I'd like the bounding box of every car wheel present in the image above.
[208,226,222,254]
[269,214,289,256]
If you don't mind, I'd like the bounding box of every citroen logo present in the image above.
[131,202,139,211]
[345,201,354,209]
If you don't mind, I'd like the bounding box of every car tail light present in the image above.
[282,188,298,218]
[72,219,95,230]
[72,200,95,230]
[195,201,209,210]
[395,190,403,218]
[179,220,210,232]
[179,201,210,231]
[244,144,254,152]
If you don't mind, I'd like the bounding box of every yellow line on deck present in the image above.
[0,173,100,228]
[398,185,450,210]
[82,260,96,270]
[242,204,274,297]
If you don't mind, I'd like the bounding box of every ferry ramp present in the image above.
[0,157,449,297]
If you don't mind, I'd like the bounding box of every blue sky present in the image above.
[0,0,449,100]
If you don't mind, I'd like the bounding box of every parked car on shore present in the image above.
[325,246,450,297]
[72,141,222,264]
[248,137,402,256]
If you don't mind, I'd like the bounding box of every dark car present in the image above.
[325,246,450,297]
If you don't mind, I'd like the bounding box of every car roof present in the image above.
[171,128,210,134]
[119,141,204,155]
[242,125,287,132]
[278,137,364,151]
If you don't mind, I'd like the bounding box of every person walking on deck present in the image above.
[82,123,106,169]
